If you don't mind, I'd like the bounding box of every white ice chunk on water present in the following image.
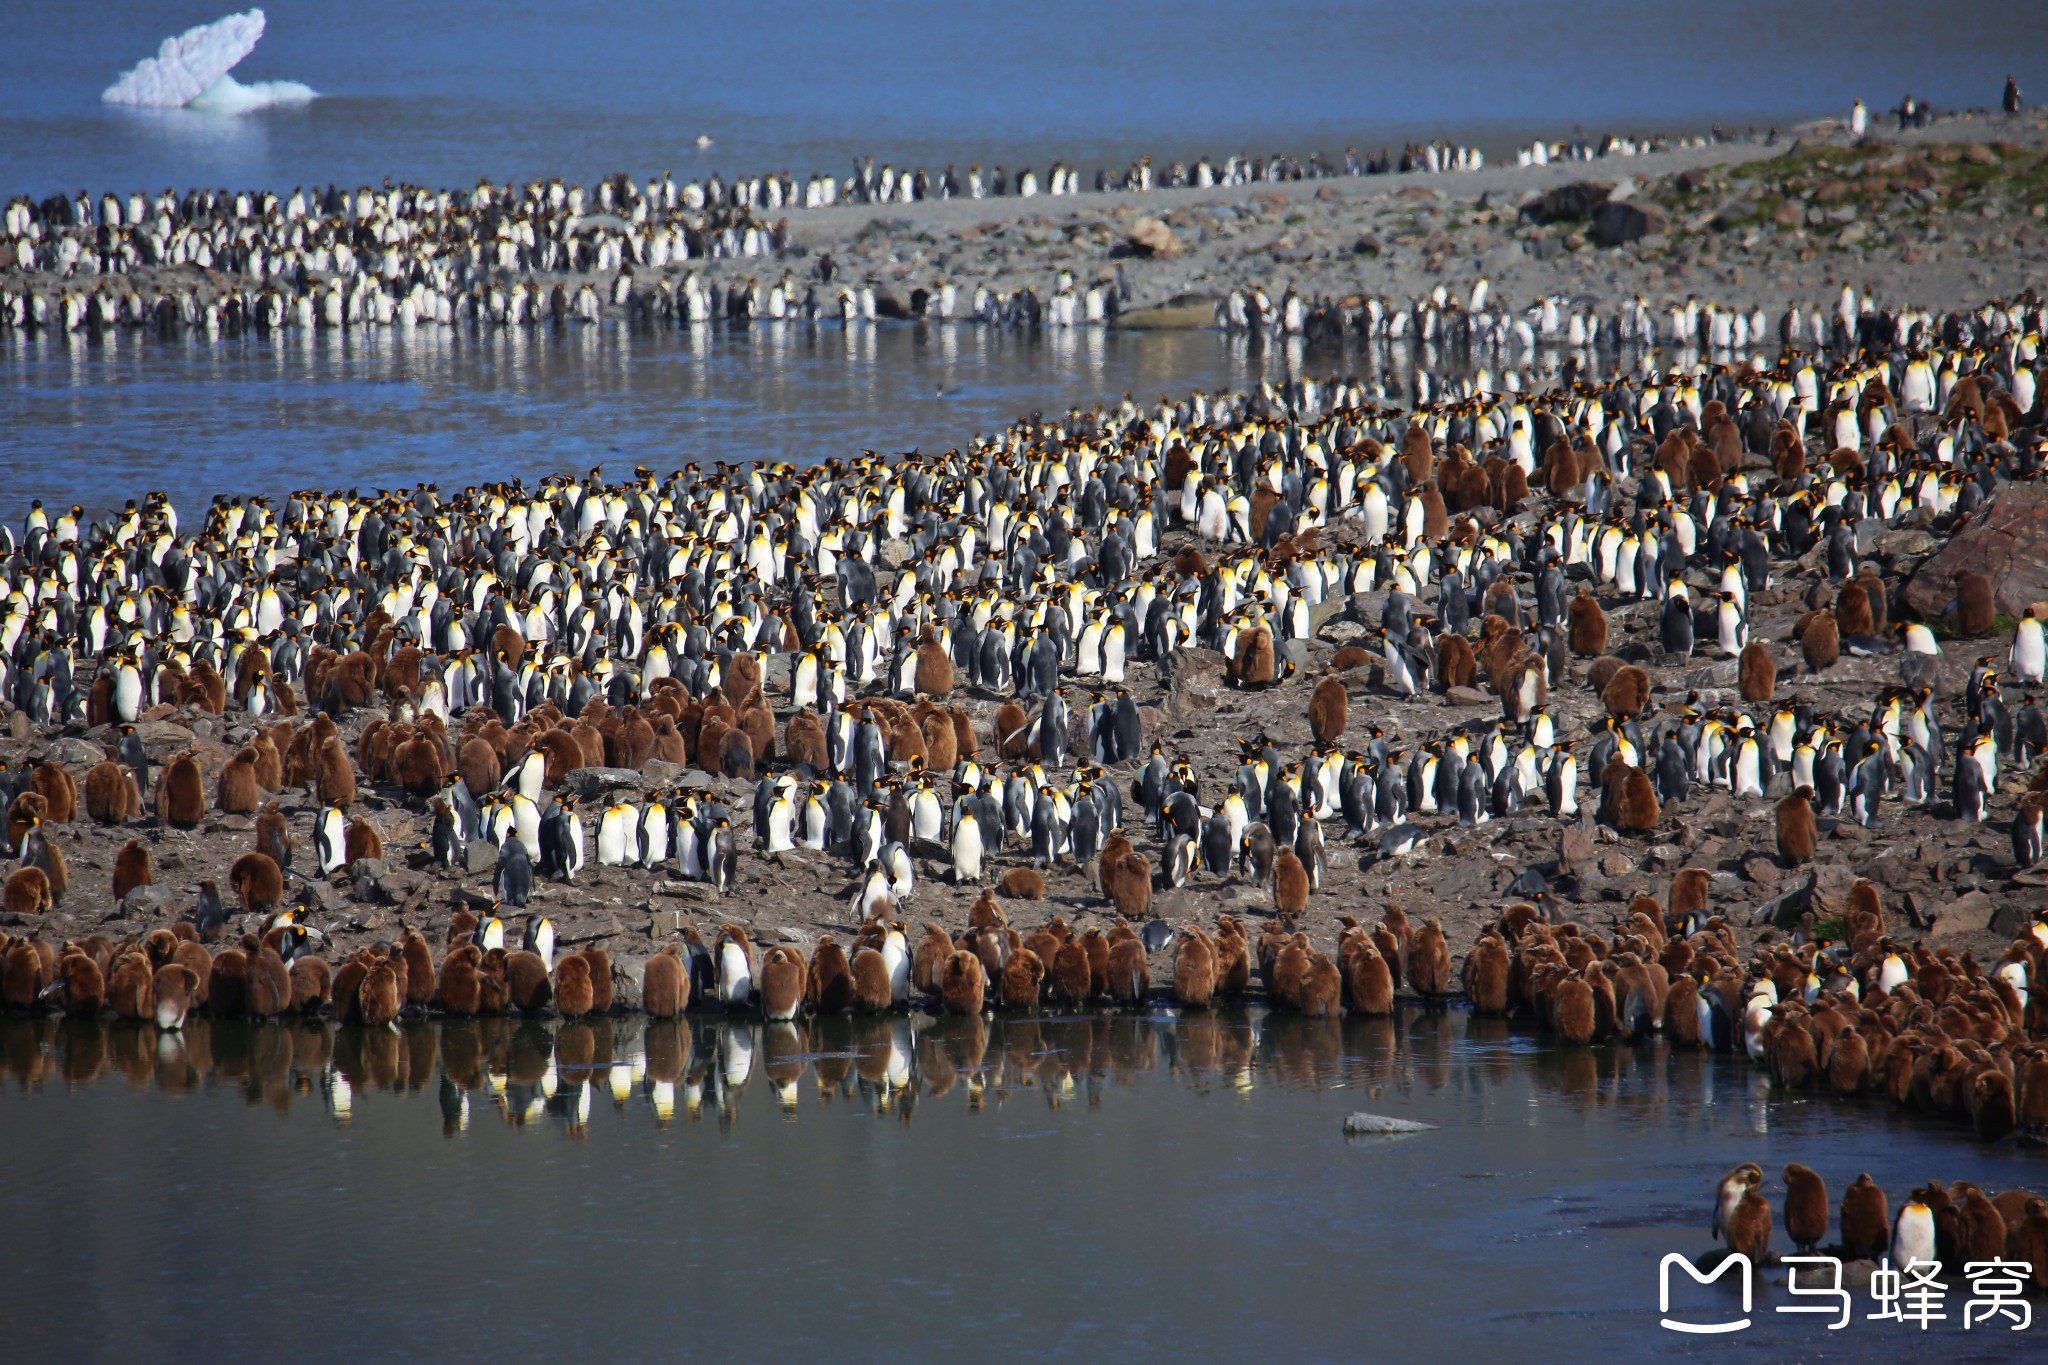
[102,10,313,110]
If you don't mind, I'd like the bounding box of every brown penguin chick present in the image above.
[849,946,892,1013]
[1854,566,1889,637]
[356,961,401,1027]
[31,762,75,822]
[1079,927,1112,996]
[1307,675,1348,744]
[914,637,955,697]
[782,711,828,772]
[248,730,284,790]
[642,944,687,1018]
[1231,624,1276,687]
[2006,1199,2048,1287]
[504,949,552,1015]
[1781,1164,1829,1253]
[83,760,141,824]
[1214,918,1253,996]
[718,726,756,780]
[4,866,51,916]
[314,735,356,808]
[1971,1069,2017,1143]
[457,736,501,794]
[1834,583,1873,639]
[228,851,284,915]
[994,700,1030,760]
[1434,632,1477,690]
[1600,664,1650,719]
[216,748,261,814]
[1955,1185,2009,1262]
[576,945,614,1015]
[53,948,105,1017]
[0,939,42,1011]
[1105,937,1148,1004]
[207,947,250,1017]
[1567,588,1608,657]
[111,838,153,902]
[343,816,383,865]
[1605,761,1660,833]
[255,804,292,872]
[1462,932,1511,1014]
[1172,928,1216,1008]
[5,790,47,849]
[804,937,852,1013]
[167,938,210,1003]
[330,954,368,1024]
[751,944,801,1020]
[1371,909,1408,990]
[1271,847,1310,914]
[1776,787,1817,864]
[32,836,68,903]
[392,733,445,795]
[939,949,986,1015]
[398,930,436,1009]
[552,953,595,1019]
[150,963,198,1029]
[1828,1025,1870,1094]
[999,866,1045,900]
[1341,937,1394,1015]
[1737,641,1775,703]
[948,705,979,762]
[157,754,206,828]
[247,940,291,1018]
[289,953,332,1013]
[108,953,154,1020]
[968,890,1007,931]
[917,711,958,772]
[912,923,954,998]
[435,944,484,1016]
[1049,941,1092,1006]
[1669,867,1711,921]
[1552,972,1597,1043]
[1298,951,1342,1018]
[445,908,480,950]
[1408,919,1451,1001]
[1954,570,1996,637]
[1837,1174,1889,1260]
[999,946,1046,1008]
[1800,611,1840,672]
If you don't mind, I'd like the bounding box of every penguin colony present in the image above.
[0,123,1742,340]
[1701,1161,2048,1288]
[1458,876,2048,1144]
[0,300,2046,1102]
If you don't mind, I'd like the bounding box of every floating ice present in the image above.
[102,9,315,110]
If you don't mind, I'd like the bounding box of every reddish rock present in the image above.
[1905,483,2048,619]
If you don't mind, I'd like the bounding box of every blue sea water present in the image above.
[3,0,2041,199]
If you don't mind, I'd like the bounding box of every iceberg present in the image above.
[102,9,315,111]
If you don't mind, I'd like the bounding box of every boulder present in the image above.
[566,766,647,799]
[1591,199,1669,247]
[1557,825,1596,876]
[1904,483,2048,619]
[1531,182,1613,223]
[42,737,106,767]
[121,884,174,917]
[1928,889,1996,937]
[1124,217,1179,258]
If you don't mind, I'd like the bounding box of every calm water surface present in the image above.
[0,324,1415,512]
[2,1007,2039,1360]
